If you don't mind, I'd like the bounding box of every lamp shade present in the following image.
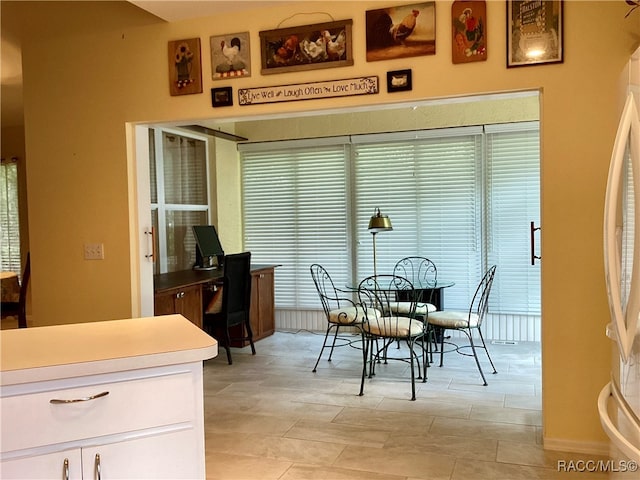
[368,208,393,233]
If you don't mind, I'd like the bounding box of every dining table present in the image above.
[347,279,455,310]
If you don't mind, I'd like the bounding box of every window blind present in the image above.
[240,123,540,314]
[0,159,21,273]
[241,141,350,308]
[485,122,541,314]
[352,128,483,308]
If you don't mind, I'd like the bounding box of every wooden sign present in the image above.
[238,76,379,105]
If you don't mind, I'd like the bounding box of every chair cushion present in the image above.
[387,301,436,316]
[205,287,223,314]
[428,311,479,329]
[328,306,366,325]
[364,316,424,337]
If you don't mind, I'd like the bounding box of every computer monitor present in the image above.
[192,225,225,270]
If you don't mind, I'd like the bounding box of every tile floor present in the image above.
[203,331,611,480]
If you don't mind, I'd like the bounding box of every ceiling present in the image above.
[128,1,286,22]
[0,1,284,129]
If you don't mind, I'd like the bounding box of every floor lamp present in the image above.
[368,208,393,277]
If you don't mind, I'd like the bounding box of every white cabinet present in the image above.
[1,449,82,479]
[0,315,217,480]
[2,428,200,480]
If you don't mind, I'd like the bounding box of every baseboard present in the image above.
[544,436,611,456]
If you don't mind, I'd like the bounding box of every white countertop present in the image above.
[0,315,218,386]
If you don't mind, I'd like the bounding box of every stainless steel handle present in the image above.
[50,391,109,404]
[63,458,69,480]
[95,453,102,480]
[530,221,541,265]
[176,291,185,299]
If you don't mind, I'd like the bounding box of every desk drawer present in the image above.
[1,370,196,453]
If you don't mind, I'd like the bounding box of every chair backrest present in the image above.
[310,264,348,314]
[221,252,252,327]
[469,265,497,327]
[18,252,30,328]
[393,257,437,303]
[358,275,423,335]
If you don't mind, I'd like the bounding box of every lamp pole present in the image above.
[372,231,378,277]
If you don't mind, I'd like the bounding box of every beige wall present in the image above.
[17,0,640,454]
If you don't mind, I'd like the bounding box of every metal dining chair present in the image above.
[427,265,498,385]
[310,264,368,395]
[390,256,438,316]
[357,274,428,401]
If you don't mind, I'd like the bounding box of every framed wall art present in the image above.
[387,69,412,92]
[210,32,251,80]
[507,0,563,67]
[168,38,203,96]
[259,20,353,75]
[452,0,487,64]
[365,2,436,62]
[211,87,233,107]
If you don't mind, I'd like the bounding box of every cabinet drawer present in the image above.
[1,370,196,453]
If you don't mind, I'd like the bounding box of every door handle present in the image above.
[144,227,155,261]
[530,221,541,265]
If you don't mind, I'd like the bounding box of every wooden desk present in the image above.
[154,265,277,345]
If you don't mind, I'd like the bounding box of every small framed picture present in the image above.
[211,87,233,107]
[387,69,412,92]
[507,0,563,67]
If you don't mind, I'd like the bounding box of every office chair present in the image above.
[203,252,255,364]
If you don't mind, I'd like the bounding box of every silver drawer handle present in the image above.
[50,391,109,404]
[95,453,102,480]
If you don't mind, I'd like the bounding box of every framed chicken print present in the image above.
[452,1,487,64]
[507,0,563,67]
[365,2,436,62]
[259,20,353,75]
[168,38,203,96]
[210,32,251,80]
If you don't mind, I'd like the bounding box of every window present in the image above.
[0,157,21,273]
[149,129,209,274]
[242,138,350,308]
[240,122,540,315]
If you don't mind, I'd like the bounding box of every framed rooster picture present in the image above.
[210,32,251,80]
[259,20,353,75]
[452,1,487,64]
[365,2,436,62]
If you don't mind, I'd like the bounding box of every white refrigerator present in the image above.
[598,46,640,468]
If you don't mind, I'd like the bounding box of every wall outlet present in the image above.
[84,243,104,260]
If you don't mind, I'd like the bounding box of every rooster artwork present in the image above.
[210,32,251,80]
[365,2,436,62]
[260,20,353,73]
[451,0,487,64]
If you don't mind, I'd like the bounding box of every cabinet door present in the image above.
[253,269,275,338]
[231,268,275,346]
[81,428,203,480]
[1,449,82,480]
[154,285,202,328]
